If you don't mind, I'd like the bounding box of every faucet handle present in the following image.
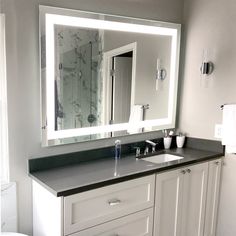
[144,146,149,155]
[145,140,160,153]
[151,146,156,153]
[133,147,141,157]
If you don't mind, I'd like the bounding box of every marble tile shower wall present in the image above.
[54,26,104,142]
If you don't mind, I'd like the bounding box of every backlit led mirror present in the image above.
[40,6,181,146]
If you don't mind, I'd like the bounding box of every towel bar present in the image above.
[220,104,236,110]
[142,104,149,110]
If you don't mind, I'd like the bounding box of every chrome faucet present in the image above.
[134,147,141,157]
[144,140,158,154]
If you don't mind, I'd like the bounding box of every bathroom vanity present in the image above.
[33,6,224,236]
[29,138,223,236]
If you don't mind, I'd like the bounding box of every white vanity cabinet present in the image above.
[153,158,222,236]
[33,158,222,236]
[33,174,155,236]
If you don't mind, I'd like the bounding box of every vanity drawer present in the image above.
[64,175,155,235]
[70,208,153,236]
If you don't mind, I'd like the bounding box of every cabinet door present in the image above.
[181,162,208,236]
[204,159,222,236]
[154,168,185,236]
[71,208,153,236]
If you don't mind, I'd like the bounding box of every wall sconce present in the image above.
[156,58,167,90]
[200,61,214,75]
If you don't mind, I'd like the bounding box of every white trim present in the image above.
[0,14,9,183]
[103,42,137,126]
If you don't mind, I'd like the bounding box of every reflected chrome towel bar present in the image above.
[142,104,149,110]
[220,104,236,110]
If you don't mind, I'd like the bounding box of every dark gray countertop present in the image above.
[29,147,223,197]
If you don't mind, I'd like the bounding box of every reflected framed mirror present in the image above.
[39,6,181,146]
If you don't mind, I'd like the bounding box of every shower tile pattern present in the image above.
[54,26,104,142]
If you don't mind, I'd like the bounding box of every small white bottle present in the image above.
[163,129,173,149]
[164,137,172,149]
[176,133,185,148]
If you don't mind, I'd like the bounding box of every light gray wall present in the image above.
[179,0,236,139]
[179,0,236,235]
[104,31,171,120]
[1,0,183,234]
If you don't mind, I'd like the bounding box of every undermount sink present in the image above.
[142,153,184,164]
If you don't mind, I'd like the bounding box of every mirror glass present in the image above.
[40,6,181,146]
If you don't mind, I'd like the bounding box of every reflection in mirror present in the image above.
[40,6,181,146]
[54,25,103,130]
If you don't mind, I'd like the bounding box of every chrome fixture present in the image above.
[108,198,121,206]
[186,168,191,173]
[181,168,192,174]
[156,68,167,81]
[144,146,149,156]
[134,147,141,157]
[155,58,167,91]
[142,104,150,110]
[200,61,214,75]
[220,104,236,110]
[156,58,167,81]
[200,49,214,76]
[144,140,158,154]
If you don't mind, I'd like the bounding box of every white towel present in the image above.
[222,104,236,153]
[127,105,143,134]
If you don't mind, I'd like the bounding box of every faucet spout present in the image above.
[145,140,158,153]
[145,140,157,147]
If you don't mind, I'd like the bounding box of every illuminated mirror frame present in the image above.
[40,6,181,145]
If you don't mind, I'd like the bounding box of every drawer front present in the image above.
[70,208,153,236]
[64,175,155,235]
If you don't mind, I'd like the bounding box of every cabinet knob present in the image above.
[181,170,186,174]
[108,199,121,206]
[186,168,191,173]
[215,161,219,165]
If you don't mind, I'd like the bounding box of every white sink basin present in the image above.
[142,153,184,164]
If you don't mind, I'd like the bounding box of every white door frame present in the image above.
[0,14,9,184]
[102,42,137,127]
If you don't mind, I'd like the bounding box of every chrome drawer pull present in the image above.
[108,199,121,206]
[186,168,191,173]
